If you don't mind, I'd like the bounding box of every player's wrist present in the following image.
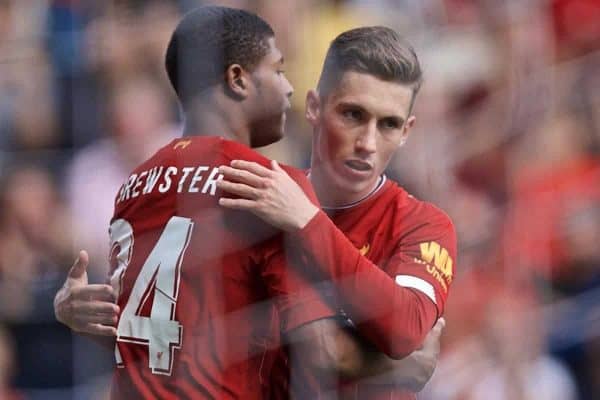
[294,203,320,231]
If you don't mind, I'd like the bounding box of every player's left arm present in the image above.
[54,250,120,338]
[347,317,445,391]
[218,160,456,359]
[291,205,455,359]
[343,204,455,387]
[54,250,119,353]
[286,314,445,391]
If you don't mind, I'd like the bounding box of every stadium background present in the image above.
[0,0,598,398]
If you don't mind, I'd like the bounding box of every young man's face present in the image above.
[247,37,293,147]
[307,71,416,204]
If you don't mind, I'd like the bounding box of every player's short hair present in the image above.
[165,6,274,105]
[318,26,423,113]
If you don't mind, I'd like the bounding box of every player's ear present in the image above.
[225,64,249,99]
[400,115,416,146]
[305,90,321,127]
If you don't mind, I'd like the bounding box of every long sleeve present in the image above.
[293,211,442,359]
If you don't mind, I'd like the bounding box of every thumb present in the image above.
[432,317,446,335]
[68,250,89,280]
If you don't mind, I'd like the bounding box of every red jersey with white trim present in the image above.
[280,175,456,400]
[328,176,454,317]
[332,176,454,399]
[108,136,334,400]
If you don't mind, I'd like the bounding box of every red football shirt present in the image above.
[281,175,456,399]
[107,136,334,400]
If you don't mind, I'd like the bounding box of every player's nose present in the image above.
[355,123,377,154]
[283,75,293,99]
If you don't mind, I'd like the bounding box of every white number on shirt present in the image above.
[109,216,194,375]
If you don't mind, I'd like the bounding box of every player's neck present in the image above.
[182,98,251,146]
[309,167,382,208]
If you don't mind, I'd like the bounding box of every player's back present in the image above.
[108,136,285,400]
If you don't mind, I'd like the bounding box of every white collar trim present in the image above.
[307,173,387,210]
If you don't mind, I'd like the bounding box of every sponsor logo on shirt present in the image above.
[415,241,453,292]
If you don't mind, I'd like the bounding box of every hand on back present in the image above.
[54,250,120,336]
[218,160,319,231]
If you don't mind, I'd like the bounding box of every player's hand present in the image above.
[406,317,445,391]
[54,250,120,336]
[217,160,319,231]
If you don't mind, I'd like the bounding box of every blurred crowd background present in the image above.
[0,0,598,399]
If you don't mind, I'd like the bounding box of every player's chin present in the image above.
[251,116,286,148]
[327,169,367,194]
[340,173,382,197]
[250,128,284,148]
[343,179,373,195]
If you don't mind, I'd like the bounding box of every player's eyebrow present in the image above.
[384,115,405,125]
[337,101,365,110]
[338,101,406,124]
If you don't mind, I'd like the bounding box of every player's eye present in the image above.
[379,118,401,130]
[342,109,363,122]
[277,70,286,75]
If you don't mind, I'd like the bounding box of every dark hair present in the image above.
[318,26,423,112]
[165,6,274,105]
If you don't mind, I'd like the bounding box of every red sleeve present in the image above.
[262,245,336,332]
[292,210,453,359]
[259,168,335,333]
[383,207,456,316]
[281,166,320,206]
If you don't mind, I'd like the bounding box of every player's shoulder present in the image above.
[223,140,303,170]
[220,139,308,182]
[280,165,309,185]
[153,135,258,163]
[409,195,454,229]
[129,138,180,173]
[386,178,455,232]
[219,138,271,165]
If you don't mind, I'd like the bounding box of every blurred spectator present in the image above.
[66,75,178,277]
[548,204,600,400]
[0,166,71,320]
[556,204,600,294]
[285,0,377,114]
[0,166,75,398]
[424,287,578,400]
[0,0,57,151]
[85,0,179,86]
[504,111,600,281]
[471,292,577,400]
[551,0,600,60]
[583,336,600,399]
[0,326,23,400]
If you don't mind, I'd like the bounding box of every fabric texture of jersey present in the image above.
[276,176,456,400]
[108,136,334,400]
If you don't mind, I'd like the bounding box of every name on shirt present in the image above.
[116,165,223,204]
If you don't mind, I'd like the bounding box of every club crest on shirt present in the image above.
[359,243,370,256]
[173,139,192,150]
